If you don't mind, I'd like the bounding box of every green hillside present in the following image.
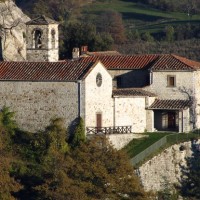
[83,0,200,34]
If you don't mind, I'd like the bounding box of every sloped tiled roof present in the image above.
[78,54,159,69]
[26,15,59,25]
[148,99,192,110]
[152,54,200,71]
[0,61,95,81]
[113,88,156,97]
[78,54,200,71]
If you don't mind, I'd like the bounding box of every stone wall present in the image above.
[138,141,193,191]
[114,97,147,132]
[84,62,114,128]
[145,71,194,100]
[194,71,200,128]
[107,133,148,150]
[0,81,79,132]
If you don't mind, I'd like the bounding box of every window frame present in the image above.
[167,75,176,87]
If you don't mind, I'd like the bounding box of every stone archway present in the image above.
[33,29,42,49]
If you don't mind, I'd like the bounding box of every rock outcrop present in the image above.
[138,141,196,192]
[0,0,30,61]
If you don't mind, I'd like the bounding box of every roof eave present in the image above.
[148,107,189,110]
[152,69,195,72]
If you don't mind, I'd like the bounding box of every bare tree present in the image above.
[179,86,197,130]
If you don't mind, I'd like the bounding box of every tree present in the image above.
[127,29,141,41]
[32,0,82,21]
[98,10,126,44]
[61,22,113,58]
[165,25,175,42]
[45,118,69,154]
[141,32,154,42]
[0,107,21,200]
[0,155,22,200]
[36,136,151,200]
[92,32,114,51]
[71,117,86,147]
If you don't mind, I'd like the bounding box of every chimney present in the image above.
[72,47,80,59]
[81,45,88,55]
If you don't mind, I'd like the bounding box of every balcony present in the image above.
[86,126,132,135]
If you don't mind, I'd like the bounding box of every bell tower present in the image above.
[26,15,59,62]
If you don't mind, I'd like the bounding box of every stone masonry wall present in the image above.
[107,133,148,150]
[138,141,193,191]
[84,62,113,129]
[145,71,194,100]
[0,81,79,132]
[194,71,200,128]
[114,97,147,133]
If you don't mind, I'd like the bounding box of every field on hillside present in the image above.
[83,0,200,34]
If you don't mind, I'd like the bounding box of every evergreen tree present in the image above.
[72,117,86,147]
[165,25,175,42]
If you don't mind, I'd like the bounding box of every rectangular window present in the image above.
[167,75,176,87]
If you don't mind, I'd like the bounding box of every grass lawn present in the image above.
[123,132,171,158]
[167,132,200,145]
[124,131,200,166]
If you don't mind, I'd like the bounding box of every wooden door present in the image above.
[168,112,176,129]
[96,113,102,132]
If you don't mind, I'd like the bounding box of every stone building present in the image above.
[0,15,200,135]
[26,15,59,62]
[78,54,200,133]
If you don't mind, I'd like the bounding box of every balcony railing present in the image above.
[86,126,132,135]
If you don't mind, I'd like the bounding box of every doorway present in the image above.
[96,113,102,132]
[168,112,176,129]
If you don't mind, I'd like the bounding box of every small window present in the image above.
[51,29,56,48]
[167,75,176,87]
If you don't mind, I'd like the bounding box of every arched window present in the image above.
[51,29,56,48]
[33,29,42,49]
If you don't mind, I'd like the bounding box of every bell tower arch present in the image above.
[26,15,59,62]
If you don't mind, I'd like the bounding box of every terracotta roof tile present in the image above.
[78,54,200,71]
[78,54,159,69]
[0,61,94,81]
[113,88,156,97]
[151,54,200,71]
[148,99,192,110]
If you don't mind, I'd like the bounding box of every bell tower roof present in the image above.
[26,15,59,25]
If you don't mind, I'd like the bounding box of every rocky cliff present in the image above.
[138,141,197,192]
[0,0,30,61]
